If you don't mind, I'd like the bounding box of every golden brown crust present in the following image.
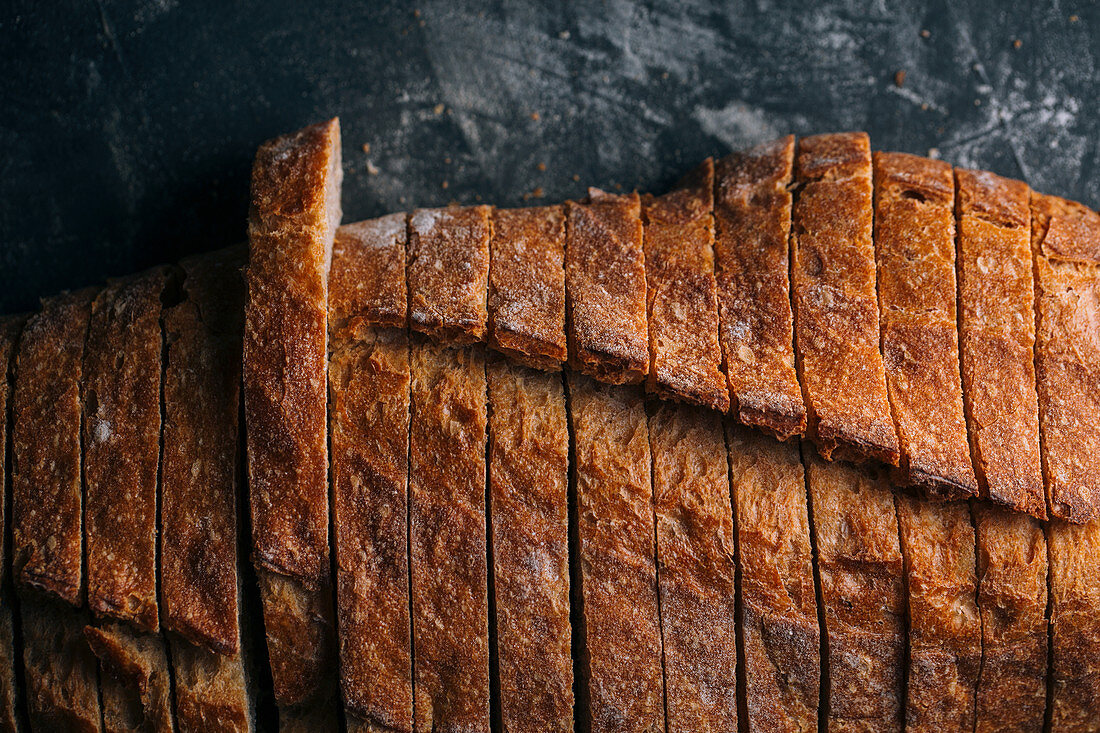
[972,505,1048,731]
[21,596,101,732]
[408,339,489,733]
[648,403,737,730]
[330,214,408,336]
[566,374,664,732]
[245,117,341,587]
[11,288,96,605]
[714,135,806,439]
[161,248,246,655]
[170,635,253,733]
[565,189,649,384]
[407,206,491,344]
[488,206,568,369]
[85,622,173,732]
[1029,193,1100,522]
[955,168,1046,517]
[486,359,573,732]
[805,454,904,731]
[1046,518,1100,729]
[874,152,977,500]
[726,426,819,731]
[792,133,899,465]
[329,329,412,729]
[83,269,167,633]
[641,160,729,412]
[894,495,981,729]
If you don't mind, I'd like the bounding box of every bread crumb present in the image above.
[928,148,941,159]
[444,157,452,164]
[537,162,546,171]
[533,187,544,198]
[1012,39,1022,49]
[974,98,982,106]
[921,103,929,111]
[614,183,623,191]
[1070,14,1079,21]
[366,161,379,175]
[920,29,931,38]
[530,111,540,121]
[558,30,570,40]
[433,103,445,115]
[894,70,906,88]
[413,9,420,17]
[361,143,371,154]
[441,181,449,189]
[572,174,580,182]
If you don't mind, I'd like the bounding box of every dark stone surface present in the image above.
[1,0,1097,312]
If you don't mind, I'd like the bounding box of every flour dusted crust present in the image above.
[407,205,491,343]
[714,135,805,439]
[11,288,95,605]
[792,133,899,465]
[488,206,568,370]
[409,339,489,733]
[85,621,173,732]
[171,635,254,733]
[567,374,664,732]
[21,596,101,732]
[1046,518,1100,729]
[806,454,904,731]
[565,189,649,384]
[972,505,1048,731]
[83,269,167,633]
[895,495,980,729]
[330,214,408,335]
[874,153,977,499]
[726,426,819,731]
[642,160,729,411]
[1029,193,1100,522]
[648,403,737,730]
[487,359,573,732]
[955,168,1045,517]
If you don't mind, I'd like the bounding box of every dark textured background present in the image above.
[1,0,1096,313]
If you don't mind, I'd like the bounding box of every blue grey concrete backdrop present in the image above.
[1,1,1096,312]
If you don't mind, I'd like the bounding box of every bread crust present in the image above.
[11,288,95,605]
[83,269,167,633]
[170,635,253,733]
[895,495,981,729]
[873,152,977,500]
[972,505,1048,731]
[85,621,173,732]
[566,374,664,732]
[955,168,1046,517]
[641,160,729,412]
[330,214,408,335]
[565,189,649,384]
[1029,193,1100,522]
[648,403,737,731]
[409,339,489,733]
[488,206,568,369]
[21,596,101,732]
[805,454,904,731]
[0,317,21,733]
[486,359,573,732]
[407,206,491,343]
[726,426,819,731]
[792,133,899,465]
[714,135,806,439]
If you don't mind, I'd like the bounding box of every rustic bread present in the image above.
[648,402,737,730]
[873,152,977,499]
[408,339,490,732]
[566,374,664,731]
[955,168,1046,517]
[407,205,491,343]
[84,621,173,732]
[565,189,649,384]
[488,206,568,369]
[21,596,101,732]
[486,358,573,732]
[329,214,408,334]
[792,133,899,465]
[641,159,729,411]
[170,634,254,733]
[714,135,806,439]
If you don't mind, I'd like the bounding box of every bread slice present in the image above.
[566,374,664,731]
[486,358,573,731]
[1029,193,1100,522]
[648,402,737,730]
[407,205,491,343]
[714,135,806,439]
[84,621,173,731]
[1046,518,1100,728]
[805,453,904,731]
[0,316,25,732]
[330,214,408,332]
[408,339,489,732]
[726,426,819,731]
[21,595,101,732]
[894,495,981,728]
[954,168,1045,517]
[11,288,95,605]
[791,132,899,465]
[873,153,977,499]
[244,118,341,707]
[971,504,1048,729]
[170,635,253,733]
[641,160,729,412]
[488,206,568,369]
[565,189,649,384]
[0,591,21,733]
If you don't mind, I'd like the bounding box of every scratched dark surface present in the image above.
[0,0,1097,312]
